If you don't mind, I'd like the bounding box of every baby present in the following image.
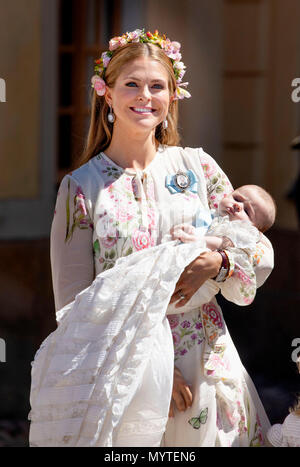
[171,184,276,248]
[167,184,276,313]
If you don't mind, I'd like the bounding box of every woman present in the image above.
[29,29,273,447]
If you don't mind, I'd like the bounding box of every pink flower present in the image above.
[202,302,224,329]
[172,332,181,345]
[109,36,127,50]
[147,208,157,229]
[201,155,215,179]
[115,205,134,223]
[243,297,253,305]
[235,267,252,285]
[124,176,133,191]
[162,39,182,60]
[127,29,143,42]
[171,41,181,52]
[75,186,87,215]
[100,229,119,249]
[167,315,179,329]
[132,228,151,250]
[91,75,106,96]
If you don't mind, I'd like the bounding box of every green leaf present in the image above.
[109,250,116,259]
[93,239,100,255]
[125,247,133,256]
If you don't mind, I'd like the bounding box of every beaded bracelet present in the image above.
[214,250,230,282]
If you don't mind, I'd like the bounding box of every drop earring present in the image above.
[162,118,168,130]
[108,106,115,123]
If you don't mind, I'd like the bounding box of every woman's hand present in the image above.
[169,251,222,308]
[169,366,193,417]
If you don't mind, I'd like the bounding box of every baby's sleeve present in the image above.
[198,148,274,305]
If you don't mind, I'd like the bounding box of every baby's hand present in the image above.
[170,223,198,243]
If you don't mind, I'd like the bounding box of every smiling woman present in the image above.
[78,37,182,169]
[29,29,275,448]
[102,56,172,169]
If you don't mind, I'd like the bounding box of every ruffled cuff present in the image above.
[225,249,235,278]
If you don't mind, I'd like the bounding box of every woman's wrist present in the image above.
[213,250,230,282]
[194,251,222,279]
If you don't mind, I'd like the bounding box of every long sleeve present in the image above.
[199,150,274,306]
[50,175,95,312]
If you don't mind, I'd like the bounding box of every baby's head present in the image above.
[218,185,276,233]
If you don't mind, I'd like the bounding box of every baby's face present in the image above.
[218,186,264,228]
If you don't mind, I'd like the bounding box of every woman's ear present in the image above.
[105,87,113,107]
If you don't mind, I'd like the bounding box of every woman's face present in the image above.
[105,56,172,136]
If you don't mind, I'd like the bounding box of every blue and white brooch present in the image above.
[165,169,198,194]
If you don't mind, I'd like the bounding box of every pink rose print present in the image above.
[202,302,224,329]
[172,332,181,346]
[115,204,134,223]
[100,227,119,248]
[201,155,215,179]
[75,186,87,216]
[132,228,151,250]
[124,176,133,191]
[235,267,252,285]
[167,315,179,329]
[147,208,156,228]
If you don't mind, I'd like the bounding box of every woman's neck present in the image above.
[104,127,159,171]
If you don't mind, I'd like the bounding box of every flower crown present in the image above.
[91,28,191,100]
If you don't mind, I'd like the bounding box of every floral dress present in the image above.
[30,145,273,447]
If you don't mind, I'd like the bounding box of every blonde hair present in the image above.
[76,42,180,169]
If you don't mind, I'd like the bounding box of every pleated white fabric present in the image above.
[29,240,207,447]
